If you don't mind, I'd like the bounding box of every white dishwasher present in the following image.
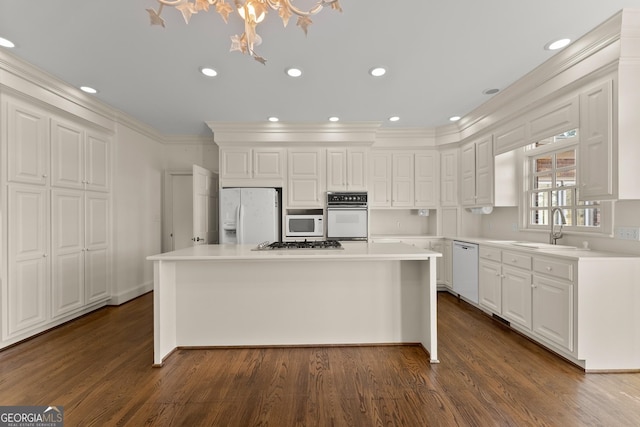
[452,240,479,304]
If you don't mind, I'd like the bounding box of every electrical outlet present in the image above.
[615,226,640,240]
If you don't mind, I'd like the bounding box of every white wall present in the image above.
[110,123,165,304]
[163,140,218,172]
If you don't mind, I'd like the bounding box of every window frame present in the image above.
[522,134,613,237]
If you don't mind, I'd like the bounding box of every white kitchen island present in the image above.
[147,242,441,367]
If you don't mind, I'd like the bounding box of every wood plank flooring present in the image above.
[1,291,639,426]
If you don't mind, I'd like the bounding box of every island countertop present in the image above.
[147,241,442,262]
[148,241,440,367]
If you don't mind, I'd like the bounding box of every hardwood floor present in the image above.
[1,292,639,426]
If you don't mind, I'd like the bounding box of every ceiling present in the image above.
[1,1,640,137]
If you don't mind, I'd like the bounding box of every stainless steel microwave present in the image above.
[285,214,324,237]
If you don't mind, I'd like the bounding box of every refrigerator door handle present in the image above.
[237,203,244,243]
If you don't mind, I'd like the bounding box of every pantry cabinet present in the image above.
[2,93,112,344]
[326,147,368,191]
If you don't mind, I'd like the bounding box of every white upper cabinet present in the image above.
[439,149,458,207]
[326,147,368,191]
[369,152,392,207]
[220,147,285,183]
[529,96,579,143]
[579,80,613,200]
[7,99,49,185]
[414,152,438,208]
[51,118,111,192]
[391,153,414,207]
[461,136,494,207]
[51,118,84,190]
[287,148,324,207]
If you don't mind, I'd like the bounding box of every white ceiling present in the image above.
[1,1,640,136]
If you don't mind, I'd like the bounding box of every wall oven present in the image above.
[326,192,368,241]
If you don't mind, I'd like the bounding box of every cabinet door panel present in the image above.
[502,266,532,329]
[85,132,110,192]
[479,260,501,313]
[326,149,346,191]
[415,153,437,208]
[287,149,323,207]
[533,276,573,352]
[51,119,84,189]
[86,247,109,303]
[579,80,613,200]
[475,136,494,205]
[460,143,476,205]
[7,101,49,185]
[221,149,252,179]
[51,190,85,318]
[440,150,458,206]
[347,149,367,190]
[392,154,413,207]
[370,153,391,207]
[253,148,284,180]
[8,186,49,336]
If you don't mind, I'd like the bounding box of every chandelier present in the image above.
[146,0,342,64]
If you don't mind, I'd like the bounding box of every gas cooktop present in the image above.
[255,240,343,251]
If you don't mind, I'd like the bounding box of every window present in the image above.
[525,130,606,233]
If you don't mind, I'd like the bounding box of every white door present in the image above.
[172,174,194,250]
[192,165,217,245]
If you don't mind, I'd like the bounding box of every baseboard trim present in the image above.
[109,281,153,305]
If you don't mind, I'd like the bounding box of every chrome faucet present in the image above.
[550,207,567,244]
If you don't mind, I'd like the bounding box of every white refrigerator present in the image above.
[219,188,280,244]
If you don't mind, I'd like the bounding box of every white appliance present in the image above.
[452,240,479,303]
[326,192,368,241]
[220,188,279,244]
[285,214,324,237]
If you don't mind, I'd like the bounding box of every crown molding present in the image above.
[373,128,436,148]
[209,121,382,146]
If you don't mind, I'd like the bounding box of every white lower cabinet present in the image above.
[501,265,533,330]
[532,275,573,352]
[479,258,502,313]
[479,245,572,353]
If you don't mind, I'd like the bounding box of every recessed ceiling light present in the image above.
[328,116,340,122]
[80,86,98,94]
[286,67,302,77]
[200,67,218,77]
[389,116,400,122]
[449,116,461,122]
[544,38,571,51]
[369,67,386,77]
[268,116,279,122]
[483,88,499,95]
[0,37,15,48]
